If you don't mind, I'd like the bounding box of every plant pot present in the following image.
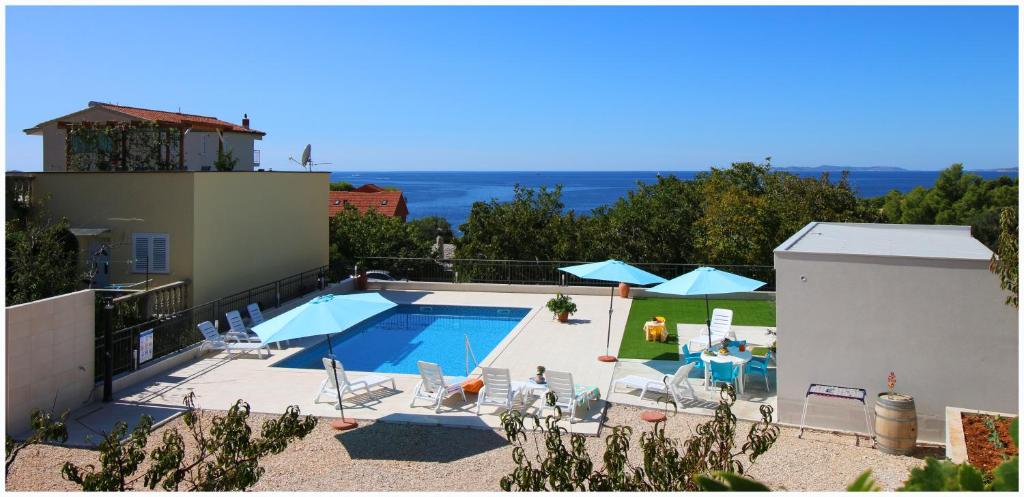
[535,374,545,384]
[618,282,630,298]
[356,272,368,291]
[557,311,569,323]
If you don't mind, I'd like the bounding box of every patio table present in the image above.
[702,345,752,394]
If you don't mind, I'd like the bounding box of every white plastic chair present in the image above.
[314,357,396,408]
[613,363,697,405]
[410,361,466,413]
[541,370,592,421]
[476,367,527,415]
[197,320,270,358]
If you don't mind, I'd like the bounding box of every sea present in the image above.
[328,170,1018,232]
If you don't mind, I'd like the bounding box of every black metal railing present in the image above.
[358,257,776,290]
[96,262,351,380]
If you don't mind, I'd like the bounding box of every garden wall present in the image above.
[5,290,96,434]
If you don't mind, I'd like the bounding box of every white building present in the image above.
[774,222,1018,443]
[24,101,265,172]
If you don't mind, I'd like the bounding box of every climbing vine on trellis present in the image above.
[65,121,183,172]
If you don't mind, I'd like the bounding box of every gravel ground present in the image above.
[6,404,935,492]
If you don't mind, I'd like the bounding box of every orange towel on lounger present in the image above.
[461,378,484,393]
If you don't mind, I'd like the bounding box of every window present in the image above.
[132,233,170,274]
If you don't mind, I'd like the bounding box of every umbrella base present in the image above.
[597,355,618,363]
[330,418,359,431]
[641,410,667,423]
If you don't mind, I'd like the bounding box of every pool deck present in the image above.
[57,289,632,444]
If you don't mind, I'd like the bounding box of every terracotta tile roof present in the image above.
[86,101,265,135]
[353,183,385,193]
[329,189,409,220]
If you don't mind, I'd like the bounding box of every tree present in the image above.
[329,181,355,191]
[329,205,436,271]
[406,216,455,251]
[5,214,80,305]
[213,148,238,172]
[457,185,583,261]
[499,385,779,491]
[6,409,69,475]
[62,393,317,491]
[990,207,1018,308]
[879,164,1018,249]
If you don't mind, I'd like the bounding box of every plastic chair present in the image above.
[709,360,740,390]
[681,344,705,375]
[745,350,772,391]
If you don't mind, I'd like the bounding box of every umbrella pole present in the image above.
[598,285,617,362]
[327,334,357,430]
[705,294,712,350]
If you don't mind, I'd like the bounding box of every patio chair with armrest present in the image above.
[709,359,740,391]
[744,349,772,391]
[681,344,705,377]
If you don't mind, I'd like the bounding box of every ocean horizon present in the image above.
[329,169,1019,232]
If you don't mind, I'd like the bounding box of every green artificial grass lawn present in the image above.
[618,298,776,361]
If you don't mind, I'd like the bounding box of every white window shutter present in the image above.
[133,234,150,272]
[151,235,169,273]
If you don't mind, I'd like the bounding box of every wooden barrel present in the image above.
[874,393,917,455]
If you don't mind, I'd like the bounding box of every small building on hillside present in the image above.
[19,171,328,305]
[328,183,409,221]
[774,222,1018,443]
[24,101,265,172]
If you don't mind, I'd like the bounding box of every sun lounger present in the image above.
[314,357,396,407]
[197,320,270,358]
[246,303,287,349]
[476,367,527,415]
[613,363,697,405]
[410,361,467,413]
[540,370,596,421]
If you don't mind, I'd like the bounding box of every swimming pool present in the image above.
[272,304,531,375]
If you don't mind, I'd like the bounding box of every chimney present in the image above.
[242,113,249,129]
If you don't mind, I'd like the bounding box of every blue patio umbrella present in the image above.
[251,292,397,428]
[559,260,667,361]
[646,267,765,350]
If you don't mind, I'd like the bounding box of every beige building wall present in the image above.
[31,173,197,292]
[190,172,329,304]
[5,290,96,434]
[774,252,1018,443]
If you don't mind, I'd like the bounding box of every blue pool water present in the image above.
[272,305,530,375]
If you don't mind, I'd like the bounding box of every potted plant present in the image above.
[546,293,577,323]
[535,366,546,384]
[719,337,731,355]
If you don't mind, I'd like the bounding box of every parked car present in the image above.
[365,270,396,281]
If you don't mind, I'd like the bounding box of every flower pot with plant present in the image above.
[546,293,577,323]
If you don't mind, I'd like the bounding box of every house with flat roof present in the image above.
[328,184,409,221]
[24,101,265,172]
[774,222,1018,443]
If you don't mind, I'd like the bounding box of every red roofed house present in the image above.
[329,184,409,221]
[24,101,265,172]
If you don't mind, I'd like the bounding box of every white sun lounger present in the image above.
[314,357,396,408]
[476,367,527,415]
[197,320,270,358]
[245,303,287,349]
[683,308,737,352]
[541,370,595,421]
[613,363,697,405]
[410,361,467,413]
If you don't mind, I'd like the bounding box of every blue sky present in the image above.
[5,6,1018,171]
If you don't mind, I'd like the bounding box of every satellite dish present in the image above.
[289,143,332,172]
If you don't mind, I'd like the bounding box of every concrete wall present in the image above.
[191,172,329,303]
[32,172,197,291]
[5,290,96,434]
[774,252,1018,443]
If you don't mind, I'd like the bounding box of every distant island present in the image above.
[778,165,907,172]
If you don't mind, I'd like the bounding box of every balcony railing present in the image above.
[356,257,776,291]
